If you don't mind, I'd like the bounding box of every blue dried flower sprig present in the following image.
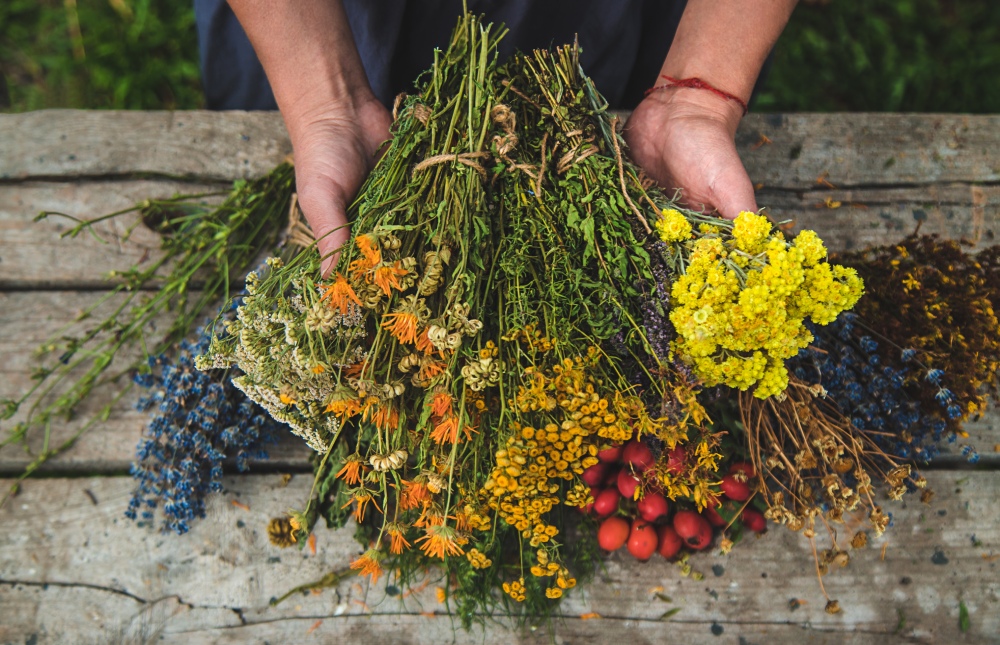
[789,312,979,464]
[126,322,282,534]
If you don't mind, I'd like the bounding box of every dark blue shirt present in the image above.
[195,0,688,110]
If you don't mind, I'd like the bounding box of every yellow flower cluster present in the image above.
[485,354,645,550]
[503,324,555,353]
[655,434,723,511]
[483,417,599,546]
[655,208,694,244]
[503,577,526,602]
[529,549,577,595]
[466,547,492,569]
[670,212,864,398]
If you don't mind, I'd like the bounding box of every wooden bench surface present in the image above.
[0,110,998,644]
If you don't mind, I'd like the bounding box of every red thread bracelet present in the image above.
[645,74,749,115]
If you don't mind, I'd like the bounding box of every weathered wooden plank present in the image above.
[740,113,1000,188]
[0,587,963,645]
[0,290,312,474]
[0,110,291,182]
[1,472,997,643]
[0,180,224,289]
[2,290,996,474]
[763,183,1000,253]
[2,181,997,289]
[1,587,949,645]
[2,117,999,288]
[3,112,999,188]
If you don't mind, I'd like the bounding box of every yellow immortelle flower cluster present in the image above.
[668,211,864,398]
[655,208,693,244]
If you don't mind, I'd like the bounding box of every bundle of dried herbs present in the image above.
[200,13,868,620]
[201,16,693,618]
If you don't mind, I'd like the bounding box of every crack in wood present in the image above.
[0,579,258,617]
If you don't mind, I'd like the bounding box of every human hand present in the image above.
[289,98,393,276]
[623,88,756,219]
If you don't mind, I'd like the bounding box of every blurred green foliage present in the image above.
[757,0,1000,112]
[1,0,998,112]
[0,0,202,110]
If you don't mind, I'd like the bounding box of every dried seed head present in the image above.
[267,517,296,548]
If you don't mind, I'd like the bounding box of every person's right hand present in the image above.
[289,98,393,277]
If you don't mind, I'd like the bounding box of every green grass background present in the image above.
[1,0,998,112]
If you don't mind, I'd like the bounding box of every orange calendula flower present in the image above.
[382,310,419,344]
[342,362,365,379]
[323,388,362,421]
[414,328,435,355]
[430,414,461,444]
[399,479,431,510]
[335,454,366,485]
[367,402,399,431]
[386,523,411,555]
[418,360,447,382]
[325,396,362,420]
[349,548,384,583]
[416,524,465,559]
[348,235,381,278]
[373,261,409,296]
[321,273,362,315]
[452,511,471,533]
[342,490,381,523]
[429,390,453,418]
[355,233,382,265]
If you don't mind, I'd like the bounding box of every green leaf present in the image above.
[959,600,970,633]
[580,215,596,263]
[659,607,683,620]
[565,203,580,229]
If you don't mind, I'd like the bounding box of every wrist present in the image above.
[283,82,381,142]
[641,85,744,137]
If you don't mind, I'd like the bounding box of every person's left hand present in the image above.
[623,87,757,219]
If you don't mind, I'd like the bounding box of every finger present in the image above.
[297,180,351,278]
[316,212,351,279]
[710,161,758,220]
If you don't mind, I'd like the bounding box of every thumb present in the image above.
[710,161,758,220]
[297,180,351,278]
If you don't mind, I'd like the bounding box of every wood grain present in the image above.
[0,181,223,289]
[1,472,997,644]
[0,110,291,182]
[0,290,311,474]
[4,112,1000,188]
[739,113,1000,188]
[761,183,1000,253]
[2,115,999,289]
[1,181,995,288]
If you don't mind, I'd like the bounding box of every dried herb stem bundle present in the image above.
[203,16,717,618]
